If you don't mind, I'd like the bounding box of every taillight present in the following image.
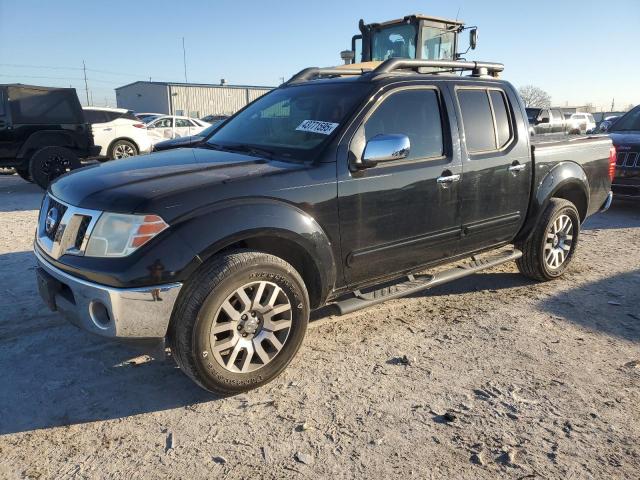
[133,123,146,129]
[608,145,616,181]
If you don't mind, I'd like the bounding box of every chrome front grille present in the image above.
[616,151,639,168]
[36,194,102,260]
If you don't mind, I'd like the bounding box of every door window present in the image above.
[175,118,192,128]
[458,88,513,153]
[361,89,444,160]
[152,118,173,128]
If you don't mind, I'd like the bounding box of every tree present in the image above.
[518,85,551,108]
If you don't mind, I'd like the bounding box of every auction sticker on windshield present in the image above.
[296,120,339,135]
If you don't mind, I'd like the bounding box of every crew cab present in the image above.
[526,107,567,135]
[608,104,640,199]
[33,59,614,394]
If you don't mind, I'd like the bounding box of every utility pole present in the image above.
[610,98,615,112]
[82,60,90,105]
[182,37,191,118]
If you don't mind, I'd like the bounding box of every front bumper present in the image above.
[34,248,182,338]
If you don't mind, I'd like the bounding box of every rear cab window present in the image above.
[457,87,514,154]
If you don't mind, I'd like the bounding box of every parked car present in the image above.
[83,107,152,160]
[598,115,620,132]
[566,112,596,134]
[135,112,163,123]
[145,115,210,143]
[151,119,226,152]
[201,114,229,123]
[34,59,613,394]
[608,104,640,199]
[0,84,100,188]
[526,108,566,134]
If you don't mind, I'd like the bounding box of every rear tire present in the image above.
[29,146,80,189]
[516,198,580,281]
[108,139,138,159]
[169,250,310,395]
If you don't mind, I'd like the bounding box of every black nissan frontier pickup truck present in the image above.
[34,59,615,394]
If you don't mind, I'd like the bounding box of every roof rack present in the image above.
[285,58,504,84]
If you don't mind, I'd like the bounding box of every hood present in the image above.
[50,148,307,220]
[153,135,203,151]
[609,131,640,148]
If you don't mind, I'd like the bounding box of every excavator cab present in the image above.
[344,14,477,65]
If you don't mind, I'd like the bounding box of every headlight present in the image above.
[85,213,169,258]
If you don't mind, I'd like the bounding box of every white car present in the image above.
[135,112,163,123]
[567,112,596,134]
[145,115,210,144]
[83,107,152,159]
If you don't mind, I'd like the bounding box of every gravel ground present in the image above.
[0,173,639,479]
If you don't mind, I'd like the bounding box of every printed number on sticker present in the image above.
[296,120,339,135]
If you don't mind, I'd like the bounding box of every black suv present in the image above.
[0,84,100,188]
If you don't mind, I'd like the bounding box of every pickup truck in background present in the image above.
[33,59,614,394]
[526,107,567,135]
[608,104,640,199]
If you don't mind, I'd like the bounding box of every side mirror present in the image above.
[360,134,410,168]
[469,28,478,50]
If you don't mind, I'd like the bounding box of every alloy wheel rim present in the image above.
[41,153,70,181]
[544,214,574,269]
[209,280,292,373]
[114,144,135,158]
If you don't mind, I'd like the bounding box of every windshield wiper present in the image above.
[211,143,276,159]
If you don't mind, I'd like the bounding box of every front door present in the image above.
[338,85,463,286]
[452,85,532,254]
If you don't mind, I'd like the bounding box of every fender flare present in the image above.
[516,161,589,242]
[173,198,337,305]
[17,130,79,160]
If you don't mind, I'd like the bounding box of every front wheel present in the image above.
[516,198,580,281]
[169,250,310,395]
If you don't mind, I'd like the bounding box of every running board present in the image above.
[333,249,522,315]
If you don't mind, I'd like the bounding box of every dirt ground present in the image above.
[0,173,638,479]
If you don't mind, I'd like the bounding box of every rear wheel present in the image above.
[169,250,310,395]
[108,139,138,159]
[29,146,80,189]
[516,198,580,281]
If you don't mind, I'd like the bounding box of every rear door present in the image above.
[451,84,532,254]
[174,118,192,137]
[338,83,463,286]
[0,88,17,160]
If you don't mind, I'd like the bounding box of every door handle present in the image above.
[436,173,461,186]
[508,164,525,173]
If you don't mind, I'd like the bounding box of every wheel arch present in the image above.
[17,130,78,161]
[174,199,337,309]
[107,137,139,157]
[515,161,589,242]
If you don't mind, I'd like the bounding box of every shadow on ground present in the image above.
[0,175,43,212]
[583,199,640,231]
[539,268,640,342]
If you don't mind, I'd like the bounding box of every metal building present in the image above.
[115,81,274,118]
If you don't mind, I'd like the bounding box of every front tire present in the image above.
[29,146,80,189]
[169,250,310,395]
[516,198,580,281]
[15,167,33,182]
[108,139,138,159]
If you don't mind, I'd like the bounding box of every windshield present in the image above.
[206,83,371,161]
[371,24,417,61]
[610,106,640,131]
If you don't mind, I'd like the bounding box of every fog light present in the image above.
[90,301,111,328]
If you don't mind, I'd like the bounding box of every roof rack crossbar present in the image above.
[373,58,504,77]
[286,67,371,84]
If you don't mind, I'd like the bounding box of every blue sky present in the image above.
[1,0,638,110]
